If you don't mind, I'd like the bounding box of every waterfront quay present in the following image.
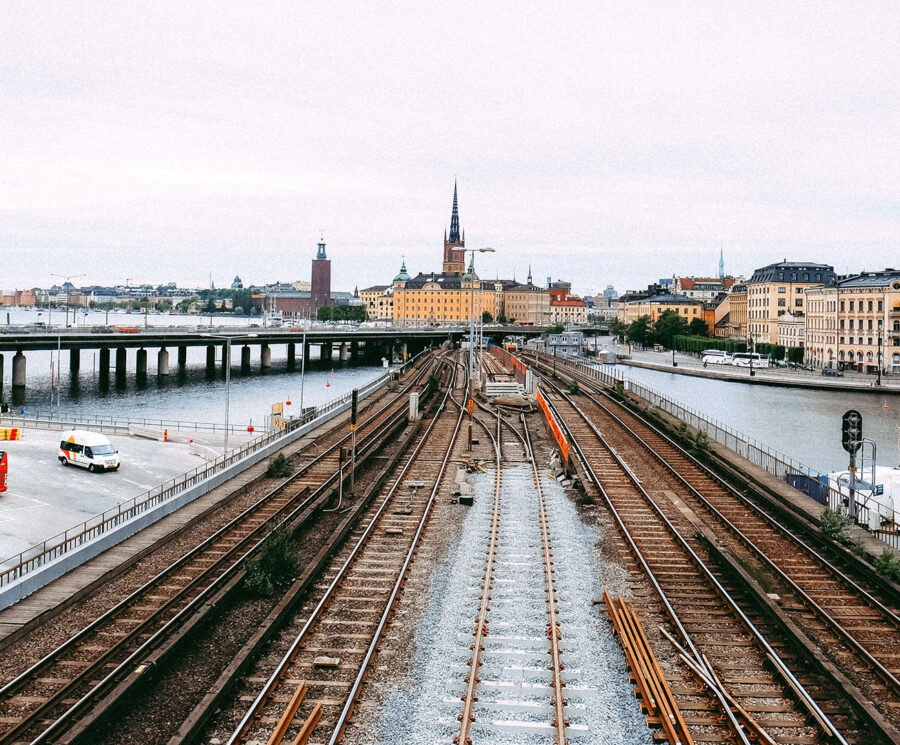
[0,347,897,745]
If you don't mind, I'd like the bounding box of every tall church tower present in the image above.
[443,181,466,274]
[310,235,332,311]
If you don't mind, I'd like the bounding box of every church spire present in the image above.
[527,264,532,284]
[448,180,461,243]
[718,247,725,278]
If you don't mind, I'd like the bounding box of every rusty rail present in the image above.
[604,591,693,745]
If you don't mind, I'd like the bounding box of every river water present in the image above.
[1,308,385,427]
[607,363,900,475]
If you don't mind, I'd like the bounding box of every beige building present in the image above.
[618,294,705,326]
[504,282,550,324]
[832,271,900,373]
[804,285,838,369]
[776,312,805,351]
[747,262,836,345]
[359,285,393,321]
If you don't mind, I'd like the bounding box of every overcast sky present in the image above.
[2,2,898,297]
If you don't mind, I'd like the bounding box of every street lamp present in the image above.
[202,332,258,452]
[51,273,86,329]
[465,247,495,450]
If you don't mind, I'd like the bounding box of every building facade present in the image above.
[252,238,336,318]
[747,261,836,345]
[618,294,705,326]
[832,271,900,373]
[548,281,587,325]
[776,312,805,351]
[504,281,551,324]
[804,284,838,368]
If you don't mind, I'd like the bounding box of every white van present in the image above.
[701,349,732,365]
[58,430,121,472]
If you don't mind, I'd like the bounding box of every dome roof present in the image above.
[393,260,411,283]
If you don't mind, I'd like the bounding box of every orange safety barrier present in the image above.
[0,428,22,441]
[489,345,528,385]
[535,389,568,462]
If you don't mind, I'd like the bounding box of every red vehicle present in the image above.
[0,451,7,493]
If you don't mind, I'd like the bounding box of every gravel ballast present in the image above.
[371,463,655,744]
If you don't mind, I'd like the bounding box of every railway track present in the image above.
[532,354,900,737]
[220,356,466,745]
[0,352,438,745]
[540,379,873,745]
[453,401,570,744]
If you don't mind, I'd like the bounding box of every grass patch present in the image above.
[243,525,300,597]
[266,453,293,479]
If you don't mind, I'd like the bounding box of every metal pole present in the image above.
[877,336,883,386]
[350,428,357,495]
[57,334,61,406]
[224,339,231,453]
[300,328,306,415]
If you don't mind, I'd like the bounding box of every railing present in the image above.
[547,354,900,550]
[0,371,391,586]
[2,410,252,435]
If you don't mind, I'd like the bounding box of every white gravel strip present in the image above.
[371,464,655,745]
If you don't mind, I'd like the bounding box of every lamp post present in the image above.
[299,326,307,415]
[51,273,86,329]
[465,247,496,450]
[747,333,755,377]
[202,333,258,452]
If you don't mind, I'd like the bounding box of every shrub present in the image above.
[875,549,900,583]
[568,380,580,395]
[426,370,441,396]
[820,507,848,543]
[266,453,293,479]
[243,525,300,597]
[694,430,710,451]
[678,421,689,439]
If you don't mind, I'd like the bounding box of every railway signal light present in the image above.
[841,409,862,454]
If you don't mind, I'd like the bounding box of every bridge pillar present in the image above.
[12,351,26,389]
[261,343,272,369]
[158,348,170,376]
[177,345,187,370]
[206,344,216,376]
[339,342,349,361]
[136,348,148,380]
[241,345,251,374]
[99,347,110,384]
[401,342,408,362]
[115,347,127,381]
[321,342,333,363]
[69,349,80,376]
[221,342,229,378]
[287,342,296,371]
[350,340,359,361]
[303,342,311,365]
[0,354,3,396]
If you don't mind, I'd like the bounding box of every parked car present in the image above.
[822,368,844,377]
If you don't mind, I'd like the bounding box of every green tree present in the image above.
[626,315,653,346]
[609,319,628,339]
[688,317,709,337]
[482,311,493,323]
[547,323,565,335]
[652,310,689,348]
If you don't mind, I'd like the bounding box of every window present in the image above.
[849,301,854,311]
[878,301,883,311]
[778,287,786,293]
[840,301,845,311]
[795,299,802,307]
[778,299,786,307]
[796,288,802,294]
[868,300,873,311]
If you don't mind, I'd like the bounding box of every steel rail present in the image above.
[534,353,900,620]
[536,354,900,703]
[329,380,466,745]
[578,382,900,695]
[455,403,502,745]
[522,414,568,744]
[226,358,460,745]
[2,356,438,745]
[26,398,419,745]
[541,382,848,745]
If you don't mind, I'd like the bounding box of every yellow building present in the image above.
[504,281,551,324]
[359,285,393,321]
[747,262,836,345]
[392,264,496,326]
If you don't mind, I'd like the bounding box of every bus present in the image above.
[701,349,731,365]
[731,352,769,368]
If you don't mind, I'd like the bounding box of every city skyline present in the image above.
[2,2,898,295]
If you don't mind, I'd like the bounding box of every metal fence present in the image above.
[2,410,251,435]
[0,370,392,586]
[552,355,900,550]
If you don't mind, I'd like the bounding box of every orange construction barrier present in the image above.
[536,389,568,462]
[0,428,22,441]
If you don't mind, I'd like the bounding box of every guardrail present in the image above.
[0,370,392,588]
[1,410,252,435]
[547,354,900,550]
